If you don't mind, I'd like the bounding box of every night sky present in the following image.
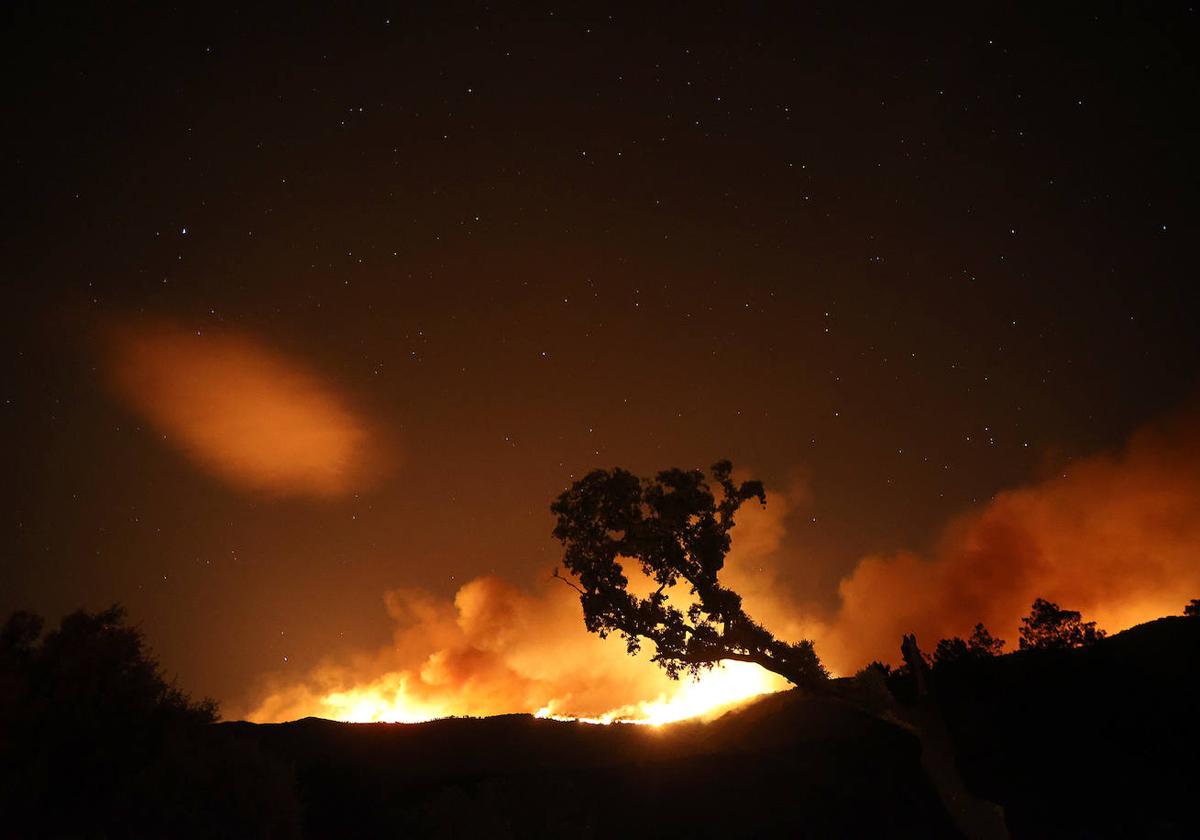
[5,4,1199,716]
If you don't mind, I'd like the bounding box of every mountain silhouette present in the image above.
[223,691,957,838]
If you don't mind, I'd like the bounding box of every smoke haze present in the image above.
[245,407,1200,722]
[103,320,383,498]
[243,497,795,723]
[820,409,1200,670]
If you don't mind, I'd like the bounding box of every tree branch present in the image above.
[683,646,763,667]
[550,566,585,595]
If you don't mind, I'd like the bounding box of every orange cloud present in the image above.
[818,409,1200,671]
[241,406,1200,725]
[103,320,384,498]
[239,493,799,725]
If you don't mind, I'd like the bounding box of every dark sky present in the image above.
[4,3,1198,710]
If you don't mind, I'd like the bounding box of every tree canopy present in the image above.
[933,623,1006,667]
[1018,598,1106,651]
[0,604,300,838]
[550,459,827,689]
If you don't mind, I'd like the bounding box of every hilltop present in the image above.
[5,605,1195,837]
[928,615,1200,837]
[220,614,1200,838]
[221,690,956,838]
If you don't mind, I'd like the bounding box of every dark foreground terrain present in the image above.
[222,693,956,839]
[222,615,1200,839]
[4,612,1197,837]
[930,615,1200,838]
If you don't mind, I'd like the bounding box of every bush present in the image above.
[0,605,301,838]
[849,664,898,716]
[1018,598,1105,651]
[933,623,1006,667]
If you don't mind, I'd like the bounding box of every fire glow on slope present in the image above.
[535,661,787,725]
[302,659,785,726]
[245,494,807,727]
[244,409,1200,729]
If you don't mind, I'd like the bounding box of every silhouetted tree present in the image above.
[935,622,1008,666]
[1018,598,1106,651]
[0,605,301,838]
[967,622,1006,657]
[1185,599,1200,618]
[849,662,896,715]
[899,634,931,696]
[550,460,827,688]
[863,660,893,677]
[933,636,971,666]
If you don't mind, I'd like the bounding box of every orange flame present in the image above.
[536,662,787,726]
[284,659,784,727]
[242,498,801,725]
[242,407,1200,724]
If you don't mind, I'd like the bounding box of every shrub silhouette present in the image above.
[933,623,1006,667]
[849,663,897,715]
[551,460,827,688]
[1018,598,1106,651]
[1185,599,1200,618]
[0,604,301,838]
[863,660,893,677]
[967,623,1006,657]
[932,637,970,666]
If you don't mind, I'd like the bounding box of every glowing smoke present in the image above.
[242,497,797,725]
[103,320,382,498]
[244,407,1200,724]
[819,408,1200,670]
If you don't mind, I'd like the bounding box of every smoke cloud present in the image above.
[818,409,1200,670]
[243,407,1200,723]
[242,496,796,724]
[103,320,383,498]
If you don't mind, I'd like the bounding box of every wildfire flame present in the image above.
[290,659,786,727]
[243,407,1200,727]
[243,493,808,727]
[535,661,788,726]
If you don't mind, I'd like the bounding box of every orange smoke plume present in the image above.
[242,497,798,725]
[245,577,789,726]
[103,320,383,498]
[819,408,1200,671]
[243,407,1200,724]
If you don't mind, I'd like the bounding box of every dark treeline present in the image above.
[859,596,1119,679]
[2,599,1198,838]
[859,598,1200,838]
[0,605,301,839]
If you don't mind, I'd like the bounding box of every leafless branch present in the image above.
[550,566,586,595]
